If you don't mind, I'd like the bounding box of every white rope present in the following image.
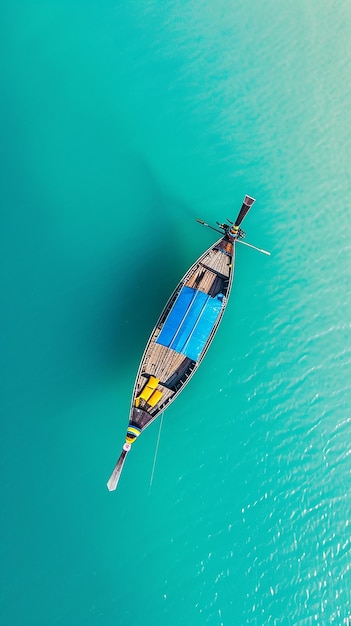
[149,412,164,491]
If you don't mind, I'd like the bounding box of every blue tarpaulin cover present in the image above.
[156,286,223,361]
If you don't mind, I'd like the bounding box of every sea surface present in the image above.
[1,1,351,625]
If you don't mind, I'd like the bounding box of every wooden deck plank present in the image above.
[139,342,185,386]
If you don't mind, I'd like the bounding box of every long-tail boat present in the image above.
[107,195,269,491]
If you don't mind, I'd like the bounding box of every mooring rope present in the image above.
[149,412,164,491]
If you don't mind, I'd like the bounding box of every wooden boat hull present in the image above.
[130,235,234,428]
[107,195,257,491]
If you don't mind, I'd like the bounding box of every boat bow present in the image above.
[106,443,131,491]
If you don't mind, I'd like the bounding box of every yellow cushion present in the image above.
[147,376,159,390]
[136,376,160,403]
[147,389,163,407]
[139,386,154,401]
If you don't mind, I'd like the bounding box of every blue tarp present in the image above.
[157,286,223,361]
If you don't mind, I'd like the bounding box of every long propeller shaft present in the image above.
[196,219,223,235]
[236,239,271,255]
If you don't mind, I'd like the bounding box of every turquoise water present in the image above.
[2,1,351,624]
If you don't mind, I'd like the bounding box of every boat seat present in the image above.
[147,389,163,407]
[135,376,160,407]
